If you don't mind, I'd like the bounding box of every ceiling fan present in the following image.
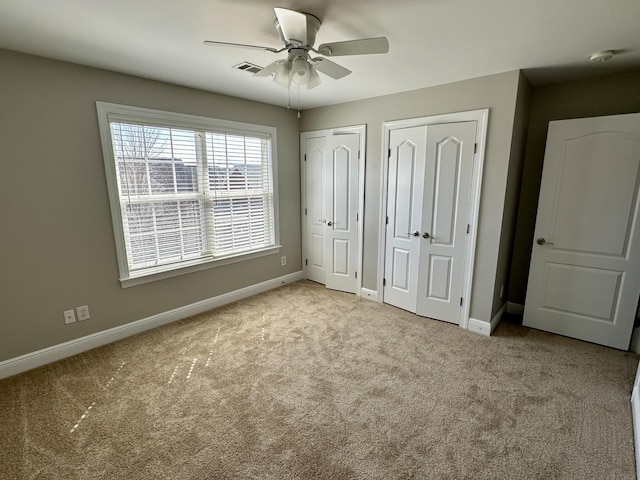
[204,7,389,89]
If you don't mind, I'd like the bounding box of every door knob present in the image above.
[327,221,334,227]
[408,231,420,237]
[536,237,554,246]
[318,219,326,224]
[422,232,434,240]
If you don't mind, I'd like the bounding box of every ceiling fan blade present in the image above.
[316,37,389,56]
[273,61,292,88]
[254,60,282,77]
[203,40,280,53]
[307,67,322,89]
[312,58,351,80]
[274,7,308,45]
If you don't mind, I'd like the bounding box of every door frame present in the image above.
[377,110,489,329]
[300,125,366,295]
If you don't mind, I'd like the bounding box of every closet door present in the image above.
[383,126,427,312]
[303,133,360,294]
[324,134,360,292]
[415,121,476,322]
[384,121,476,324]
[304,137,327,285]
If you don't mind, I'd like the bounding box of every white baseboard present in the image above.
[506,302,524,315]
[490,304,505,333]
[468,318,491,336]
[360,288,378,302]
[0,271,304,380]
[468,304,505,337]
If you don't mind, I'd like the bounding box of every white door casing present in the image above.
[301,128,365,295]
[524,113,640,350]
[383,121,477,324]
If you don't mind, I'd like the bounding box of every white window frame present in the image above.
[96,102,280,287]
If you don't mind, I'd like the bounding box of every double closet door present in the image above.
[303,132,360,294]
[384,121,476,324]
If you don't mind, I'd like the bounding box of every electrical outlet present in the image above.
[76,305,90,321]
[64,309,76,324]
[499,284,505,299]
[281,256,286,266]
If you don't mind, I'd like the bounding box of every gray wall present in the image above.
[301,71,522,322]
[491,72,532,317]
[0,49,301,361]
[508,70,640,306]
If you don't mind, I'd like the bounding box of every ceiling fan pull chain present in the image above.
[297,83,301,118]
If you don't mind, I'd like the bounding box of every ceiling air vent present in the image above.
[233,62,263,75]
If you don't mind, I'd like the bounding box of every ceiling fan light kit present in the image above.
[204,6,389,94]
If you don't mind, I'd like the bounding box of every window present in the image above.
[96,103,279,286]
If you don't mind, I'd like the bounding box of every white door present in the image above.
[523,113,640,350]
[304,133,360,293]
[384,121,476,324]
[383,126,428,311]
[416,122,476,321]
[305,136,327,285]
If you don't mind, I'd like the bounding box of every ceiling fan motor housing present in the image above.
[274,12,320,47]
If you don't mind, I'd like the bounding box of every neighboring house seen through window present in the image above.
[97,103,279,286]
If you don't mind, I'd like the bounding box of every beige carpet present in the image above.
[0,280,638,479]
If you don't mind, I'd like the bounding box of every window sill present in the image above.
[119,246,282,288]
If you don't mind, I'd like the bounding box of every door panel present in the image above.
[541,264,621,321]
[332,239,350,275]
[550,134,640,257]
[333,148,351,232]
[391,248,412,291]
[416,122,476,322]
[524,113,640,349]
[431,138,461,246]
[427,255,452,301]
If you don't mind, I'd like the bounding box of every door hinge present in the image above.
[305,208,308,215]
[466,224,470,234]
[305,259,308,266]
[358,150,361,159]
[355,271,358,279]
[474,143,477,154]
[388,148,391,159]
[460,297,463,306]
[356,213,359,221]
[386,216,389,225]
[304,154,307,161]
[383,278,386,286]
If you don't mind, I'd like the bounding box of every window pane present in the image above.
[118,160,149,196]
[111,123,199,196]
[211,196,271,255]
[124,200,204,270]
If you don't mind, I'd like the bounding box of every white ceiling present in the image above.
[1,0,639,109]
